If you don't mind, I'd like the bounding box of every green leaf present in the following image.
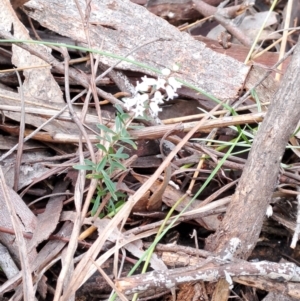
[115,104,124,115]
[110,148,129,159]
[96,157,107,173]
[105,133,113,144]
[106,202,125,218]
[86,173,102,179]
[97,124,116,135]
[116,146,124,155]
[102,171,117,200]
[115,199,125,207]
[107,198,117,214]
[84,159,95,166]
[106,146,115,155]
[110,153,129,160]
[124,140,137,149]
[251,89,262,113]
[116,109,128,123]
[115,191,126,199]
[112,135,120,142]
[91,194,101,216]
[96,143,107,153]
[73,164,94,171]
[115,115,123,133]
[97,187,108,197]
[109,160,127,171]
[97,135,113,144]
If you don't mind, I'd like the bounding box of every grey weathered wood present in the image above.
[115,257,300,295]
[205,39,300,259]
[23,0,249,100]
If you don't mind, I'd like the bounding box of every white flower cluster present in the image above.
[122,68,182,118]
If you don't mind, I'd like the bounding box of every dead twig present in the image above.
[13,70,25,191]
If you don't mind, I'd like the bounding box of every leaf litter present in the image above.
[0,0,300,300]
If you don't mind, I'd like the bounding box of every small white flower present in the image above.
[135,76,157,92]
[172,64,179,71]
[266,205,273,218]
[123,96,138,110]
[168,77,182,90]
[155,78,166,90]
[149,101,162,117]
[161,68,171,76]
[136,93,149,105]
[123,93,148,117]
[165,85,178,100]
[123,71,182,118]
[132,103,145,117]
[135,80,150,92]
[152,91,164,104]
[141,76,157,86]
[167,12,175,18]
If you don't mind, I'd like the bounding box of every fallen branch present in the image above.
[115,255,300,295]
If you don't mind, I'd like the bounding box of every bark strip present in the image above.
[205,39,300,259]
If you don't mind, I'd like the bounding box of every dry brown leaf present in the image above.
[0,179,37,265]
[27,180,69,252]
[10,0,30,9]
